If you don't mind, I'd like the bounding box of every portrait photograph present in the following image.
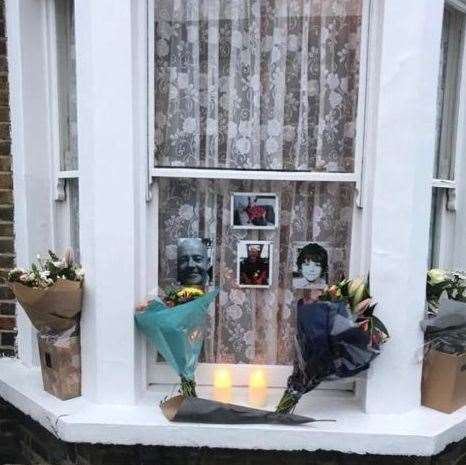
[292,242,329,290]
[231,193,278,230]
[177,238,213,288]
[237,241,273,288]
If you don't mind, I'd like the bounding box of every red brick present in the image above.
[0,221,13,235]
[0,285,14,299]
[0,174,11,189]
[0,141,10,155]
[0,316,14,330]
[0,122,9,139]
[0,254,14,268]
[0,90,8,106]
[0,302,15,315]
[0,105,9,122]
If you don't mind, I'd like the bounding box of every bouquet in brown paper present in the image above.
[8,249,84,333]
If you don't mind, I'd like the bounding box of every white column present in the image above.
[6,0,55,368]
[75,0,144,404]
[364,0,444,413]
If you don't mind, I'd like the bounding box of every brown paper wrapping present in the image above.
[422,350,466,414]
[10,280,82,332]
[38,333,81,400]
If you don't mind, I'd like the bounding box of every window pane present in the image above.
[434,7,464,180]
[55,0,78,171]
[68,179,80,261]
[158,178,354,364]
[428,188,442,268]
[153,0,363,172]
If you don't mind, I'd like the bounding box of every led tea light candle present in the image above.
[249,368,268,407]
[213,367,232,403]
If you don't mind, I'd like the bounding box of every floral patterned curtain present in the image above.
[158,179,354,364]
[154,0,362,171]
[155,0,362,364]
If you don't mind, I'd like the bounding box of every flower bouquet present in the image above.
[421,269,466,413]
[276,277,389,414]
[7,249,84,400]
[426,269,466,317]
[135,287,218,397]
[8,249,84,333]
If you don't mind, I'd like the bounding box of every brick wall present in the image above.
[0,0,16,359]
[1,397,466,465]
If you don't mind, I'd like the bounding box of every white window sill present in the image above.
[0,358,465,457]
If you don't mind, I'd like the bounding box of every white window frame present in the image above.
[146,0,377,391]
[430,0,466,269]
[44,0,80,256]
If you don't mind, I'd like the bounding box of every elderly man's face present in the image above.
[177,239,209,286]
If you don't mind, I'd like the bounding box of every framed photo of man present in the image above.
[177,238,213,288]
[237,241,273,288]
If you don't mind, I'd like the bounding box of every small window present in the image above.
[48,0,80,258]
[429,3,465,268]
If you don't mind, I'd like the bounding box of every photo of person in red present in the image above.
[237,241,272,288]
[231,193,278,230]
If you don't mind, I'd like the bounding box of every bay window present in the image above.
[6,0,453,432]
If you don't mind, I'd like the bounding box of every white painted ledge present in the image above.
[0,357,465,456]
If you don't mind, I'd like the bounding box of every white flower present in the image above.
[236,137,251,155]
[53,261,65,269]
[179,204,194,220]
[428,269,448,285]
[75,268,85,280]
[183,117,197,133]
[226,304,242,321]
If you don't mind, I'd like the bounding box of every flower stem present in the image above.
[275,391,300,414]
[180,377,197,397]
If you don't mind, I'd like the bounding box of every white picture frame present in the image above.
[237,240,273,288]
[230,192,279,230]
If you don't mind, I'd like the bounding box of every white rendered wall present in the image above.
[364,0,444,413]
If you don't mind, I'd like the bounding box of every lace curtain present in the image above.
[154,0,362,171]
[155,0,362,364]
